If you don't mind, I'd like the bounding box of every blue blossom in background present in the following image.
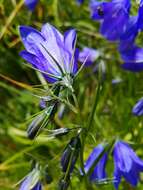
[84,144,108,182]
[19,23,79,86]
[119,16,138,52]
[25,0,38,11]
[138,0,143,30]
[113,140,143,189]
[78,47,100,66]
[132,98,143,116]
[90,0,111,20]
[90,0,131,41]
[118,0,143,72]
[76,0,84,4]
[120,45,143,72]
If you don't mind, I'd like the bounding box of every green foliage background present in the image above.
[0,0,143,189]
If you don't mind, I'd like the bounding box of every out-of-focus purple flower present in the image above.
[138,0,143,30]
[39,99,47,109]
[19,169,42,190]
[113,140,143,189]
[90,0,131,41]
[84,144,108,182]
[112,78,123,85]
[78,47,100,66]
[24,0,38,11]
[132,98,143,116]
[119,16,138,53]
[90,0,111,20]
[19,23,79,86]
[76,0,84,4]
[120,45,143,72]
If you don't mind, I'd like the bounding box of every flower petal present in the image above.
[138,0,143,30]
[64,29,76,52]
[79,47,99,66]
[100,8,129,41]
[24,0,38,11]
[132,98,143,116]
[120,46,143,63]
[113,141,133,173]
[19,26,45,54]
[84,144,104,173]
[121,62,143,72]
[113,165,121,190]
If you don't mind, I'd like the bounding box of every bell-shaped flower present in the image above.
[24,0,38,11]
[19,23,79,88]
[19,168,42,190]
[132,98,143,116]
[113,140,143,189]
[83,144,108,182]
[78,47,100,66]
[90,0,131,41]
[120,45,143,72]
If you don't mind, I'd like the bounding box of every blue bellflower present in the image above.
[84,144,108,182]
[113,140,143,189]
[118,1,143,72]
[132,98,143,116]
[24,0,38,11]
[120,45,143,72]
[19,23,79,87]
[78,47,100,66]
[90,0,131,41]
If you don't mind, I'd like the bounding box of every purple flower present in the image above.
[132,98,143,116]
[119,16,138,53]
[78,47,99,66]
[24,0,38,11]
[120,45,143,72]
[113,140,143,189]
[19,23,79,86]
[138,0,143,30]
[76,0,84,4]
[84,144,108,182]
[117,1,143,72]
[19,169,42,190]
[90,0,131,41]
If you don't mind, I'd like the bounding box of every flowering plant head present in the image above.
[19,23,79,90]
[113,140,143,189]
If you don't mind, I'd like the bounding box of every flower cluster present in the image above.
[18,14,143,190]
[84,141,143,189]
[90,0,143,72]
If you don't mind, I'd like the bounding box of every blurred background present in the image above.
[0,0,143,189]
